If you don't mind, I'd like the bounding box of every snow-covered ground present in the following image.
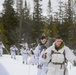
[0,55,76,75]
[0,55,37,75]
[67,62,76,75]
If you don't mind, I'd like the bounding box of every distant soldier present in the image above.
[10,45,18,59]
[0,41,5,56]
[29,44,36,65]
[20,46,29,64]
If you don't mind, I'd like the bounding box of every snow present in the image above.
[0,55,38,75]
[67,62,76,75]
[0,55,76,75]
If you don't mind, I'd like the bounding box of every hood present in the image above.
[52,42,65,51]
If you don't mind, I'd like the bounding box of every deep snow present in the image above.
[0,55,37,75]
[0,55,76,75]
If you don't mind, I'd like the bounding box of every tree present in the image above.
[16,0,33,44]
[32,0,43,42]
[2,0,19,45]
[57,0,64,24]
[47,0,52,24]
[51,23,58,38]
[42,23,51,39]
[22,0,32,43]
[67,0,75,46]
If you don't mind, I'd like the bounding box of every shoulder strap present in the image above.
[63,50,68,63]
[51,50,63,54]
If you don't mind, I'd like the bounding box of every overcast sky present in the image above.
[0,0,66,15]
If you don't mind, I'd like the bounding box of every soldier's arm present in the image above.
[42,46,52,62]
[65,46,76,65]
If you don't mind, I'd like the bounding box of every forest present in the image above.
[0,0,76,51]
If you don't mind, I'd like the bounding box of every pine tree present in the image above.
[67,0,75,45]
[15,0,24,45]
[22,0,32,43]
[46,0,53,38]
[51,23,58,38]
[42,23,51,39]
[32,0,43,41]
[58,0,64,24]
[2,0,19,45]
[47,0,52,24]
[16,0,32,44]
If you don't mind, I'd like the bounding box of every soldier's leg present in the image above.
[11,51,13,58]
[25,55,28,64]
[0,50,3,56]
[23,54,25,64]
[14,52,16,59]
[0,50,1,56]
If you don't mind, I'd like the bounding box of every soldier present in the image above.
[10,45,18,59]
[20,46,29,64]
[29,44,35,65]
[37,38,55,75]
[34,36,47,75]
[34,36,47,65]
[42,36,76,75]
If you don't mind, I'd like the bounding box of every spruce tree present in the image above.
[32,0,43,41]
[22,0,32,43]
[47,0,52,24]
[2,0,19,45]
[16,0,32,44]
